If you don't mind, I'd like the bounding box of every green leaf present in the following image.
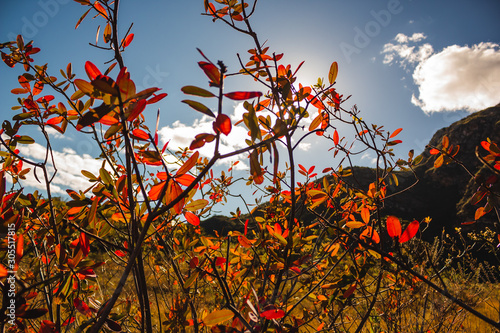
[99,168,112,186]
[182,100,215,117]
[15,135,35,144]
[181,85,216,98]
[81,170,98,181]
[183,270,199,289]
[203,309,234,326]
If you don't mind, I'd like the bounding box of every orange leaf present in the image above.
[360,207,370,224]
[168,181,184,214]
[177,151,199,177]
[389,128,403,139]
[399,220,419,243]
[386,216,401,238]
[46,116,64,125]
[175,174,197,188]
[93,1,108,19]
[429,148,440,155]
[184,211,200,226]
[0,264,7,278]
[149,181,166,201]
[475,207,485,220]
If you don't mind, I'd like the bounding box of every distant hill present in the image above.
[201,104,500,238]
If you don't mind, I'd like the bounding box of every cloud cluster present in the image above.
[382,33,500,113]
[14,142,103,195]
[159,103,314,170]
[159,104,250,170]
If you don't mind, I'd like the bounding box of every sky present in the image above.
[1,0,500,213]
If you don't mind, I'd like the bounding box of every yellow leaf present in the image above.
[345,221,365,229]
[203,309,234,326]
[328,61,338,85]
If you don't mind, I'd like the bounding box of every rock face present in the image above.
[364,104,500,237]
[201,105,500,238]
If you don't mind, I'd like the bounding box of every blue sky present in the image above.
[1,0,500,209]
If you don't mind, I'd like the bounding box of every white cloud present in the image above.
[159,104,251,170]
[159,102,318,170]
[382,33,500,113]
[45,127,68,139]
[297,142,311,151]
[15,142,103,195]
[361,152,377,166]
[382,33,433,66]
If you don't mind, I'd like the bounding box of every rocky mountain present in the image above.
[201,104,500,238]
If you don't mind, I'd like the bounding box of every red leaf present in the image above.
[399,220,419,243]
[16,234,24,263]
[132,129,149,141]
[74,298,92,317]
[85,61,101,81]
[386,216,401,238]
[189,133,216,150]
[429,148,440,155]
[189,257,199,268]
[79,232,90,257]
[224,91,262,100]
[123,33,134,48]
[215,257,226,267]
[198,61,221,87]
[126,99,147,121]
[261,309,285,320]
[115,250,126,257]
[184,211,200,226]
[213,114,232,136]
[333,129,339,145]
[343,283,357,298]
[147,93,168,104]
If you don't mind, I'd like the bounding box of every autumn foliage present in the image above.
[1,1,500,332]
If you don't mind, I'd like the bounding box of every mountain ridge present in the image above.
[201,104,500,238]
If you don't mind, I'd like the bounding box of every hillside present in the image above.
[201,104,500,238]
